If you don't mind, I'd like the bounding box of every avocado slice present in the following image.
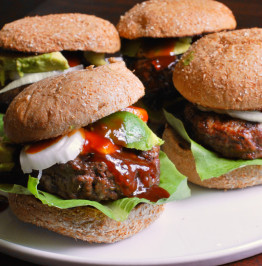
[0,52,70,86]
[84,52,106,66]
[121,39,143,57]
[0,142,15,172]
[172,37,192,55]
[91,111,164,151]
[122,37,192,58]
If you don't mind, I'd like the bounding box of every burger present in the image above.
[0,61,190,243]
[117,0,236,128]
[163,28,262,189]
[0,13,120,112]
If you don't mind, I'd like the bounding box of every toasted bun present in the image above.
[117,0,236,39]
[8,194,164,243]
[0,13,120,53]
[162,125,262,189]
[4,61,145,143]
[173,28,262,110]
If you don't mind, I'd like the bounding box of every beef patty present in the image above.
[183,103,262,160]
[39,146,160,202]
[124,56,180,111]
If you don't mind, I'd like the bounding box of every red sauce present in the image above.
[65,53,82,67]
[138,39,178,71]
[122,106,148,122]
[135,184,170,202]
[82,130,120,155]
[88,149,160,198]
[26,136,62,154]
[81,112,169,201]
[26,129,84,154]
[141,39,178,58]
[0,195,8,212]
[152,55,177,71]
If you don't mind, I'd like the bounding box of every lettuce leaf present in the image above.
[164,110,262,180]
[0,151,190,221]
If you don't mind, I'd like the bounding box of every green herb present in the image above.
[182,51,194,66]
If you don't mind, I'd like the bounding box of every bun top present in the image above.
[173,28,262,110]
[117,0,236,39]
[0,13,120,53]
[4,61,145,143]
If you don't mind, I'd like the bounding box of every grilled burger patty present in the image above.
[124,56,180,110]
[39,146,160,202]
[183,103,262,160]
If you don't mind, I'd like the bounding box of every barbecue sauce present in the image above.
[151,56,177,71]
[81,107,169,201]
[63,52,83,67]
[26,136,63,154]
[139,39,178,71]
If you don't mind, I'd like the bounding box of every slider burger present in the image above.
[0,61,190,243]
[0,13,120,112]
[117,0,236,123]
[163,28,262,189]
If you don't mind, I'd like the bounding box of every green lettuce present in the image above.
[164,110,262,180]
[0,151,190,221]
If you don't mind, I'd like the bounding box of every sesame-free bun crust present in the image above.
[0,13,120,53]
[8,194,164,243]
[117,0,236,39]
[174,28,262,110]
[162,125,262,189]
[4,61,145,143]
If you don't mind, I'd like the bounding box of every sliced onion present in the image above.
[20,129,85,174]
[105,57,123,63]
[226,110,262,123]
[0,65,84,94]
[198,105,262,123]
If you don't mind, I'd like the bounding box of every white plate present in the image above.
[0,184,262,266]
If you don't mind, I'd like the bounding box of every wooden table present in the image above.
[0,0,261,265]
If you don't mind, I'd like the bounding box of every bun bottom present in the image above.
[162,125,262,189]
[8,194,164,243]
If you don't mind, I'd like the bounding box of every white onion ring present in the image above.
[20,129,85,174]
[0,65,84,94]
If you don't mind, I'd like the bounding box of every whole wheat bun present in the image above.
[8,194,164,243]
[117,0,236,39]
[4,61,145,143]
[162,125,262,189]
[0,13,120,53]
[173,28,262,110]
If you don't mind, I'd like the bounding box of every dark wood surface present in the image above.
[0,0,262,265]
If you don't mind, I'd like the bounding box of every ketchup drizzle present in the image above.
[140,39,179,71]
[81,110,169,202]
[152,55,177,71]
